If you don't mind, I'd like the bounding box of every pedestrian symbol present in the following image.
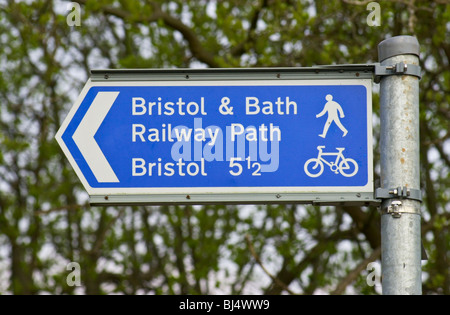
[316,94,348,138]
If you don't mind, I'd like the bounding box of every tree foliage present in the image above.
[0,0,449,295]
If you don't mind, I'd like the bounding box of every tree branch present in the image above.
[90,208,125,256]
[264,228,354,295]
[330,246,381,295]
[230,0,268,57]
[150,2,220,67]
[342,0,374,5]
[339,206,380,250]
[71,0,220,67]
[34,203,86,215]
[245,234,299,295]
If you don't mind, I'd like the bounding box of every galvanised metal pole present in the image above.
[378,36,422,295]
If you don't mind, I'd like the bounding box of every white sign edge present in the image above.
[56,78,374,197]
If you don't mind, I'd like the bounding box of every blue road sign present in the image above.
[55,73,373,205]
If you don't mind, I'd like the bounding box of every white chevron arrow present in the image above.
[73,91,120,183]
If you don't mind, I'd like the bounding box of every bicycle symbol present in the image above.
[304,146,358,178]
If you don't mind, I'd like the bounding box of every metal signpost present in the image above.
[55,66,374,206]
[55,36,423,294]
[376,36,422,295]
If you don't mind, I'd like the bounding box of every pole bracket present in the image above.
[375,186,422,203]
[383,200,421,218]
[374,62,421,83]
[387,200,403,218]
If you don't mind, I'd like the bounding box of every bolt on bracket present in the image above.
[375,186,422,203]
[374,62,422,83]
[387,200,403,218]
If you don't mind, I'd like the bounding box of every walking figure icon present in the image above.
[316,94,348,138]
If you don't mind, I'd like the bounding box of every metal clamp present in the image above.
[387,200,403,218]
[375,186,422,203]
[384,200,421,218]
[374,62,422,83]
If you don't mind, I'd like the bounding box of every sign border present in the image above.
[55,68,375,205]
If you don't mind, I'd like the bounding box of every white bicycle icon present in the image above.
[304,146,359,178]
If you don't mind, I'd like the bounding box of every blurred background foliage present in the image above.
[0,0,448,294]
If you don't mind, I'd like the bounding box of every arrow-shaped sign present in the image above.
[55,70,374,206]
[72,91,119,183]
